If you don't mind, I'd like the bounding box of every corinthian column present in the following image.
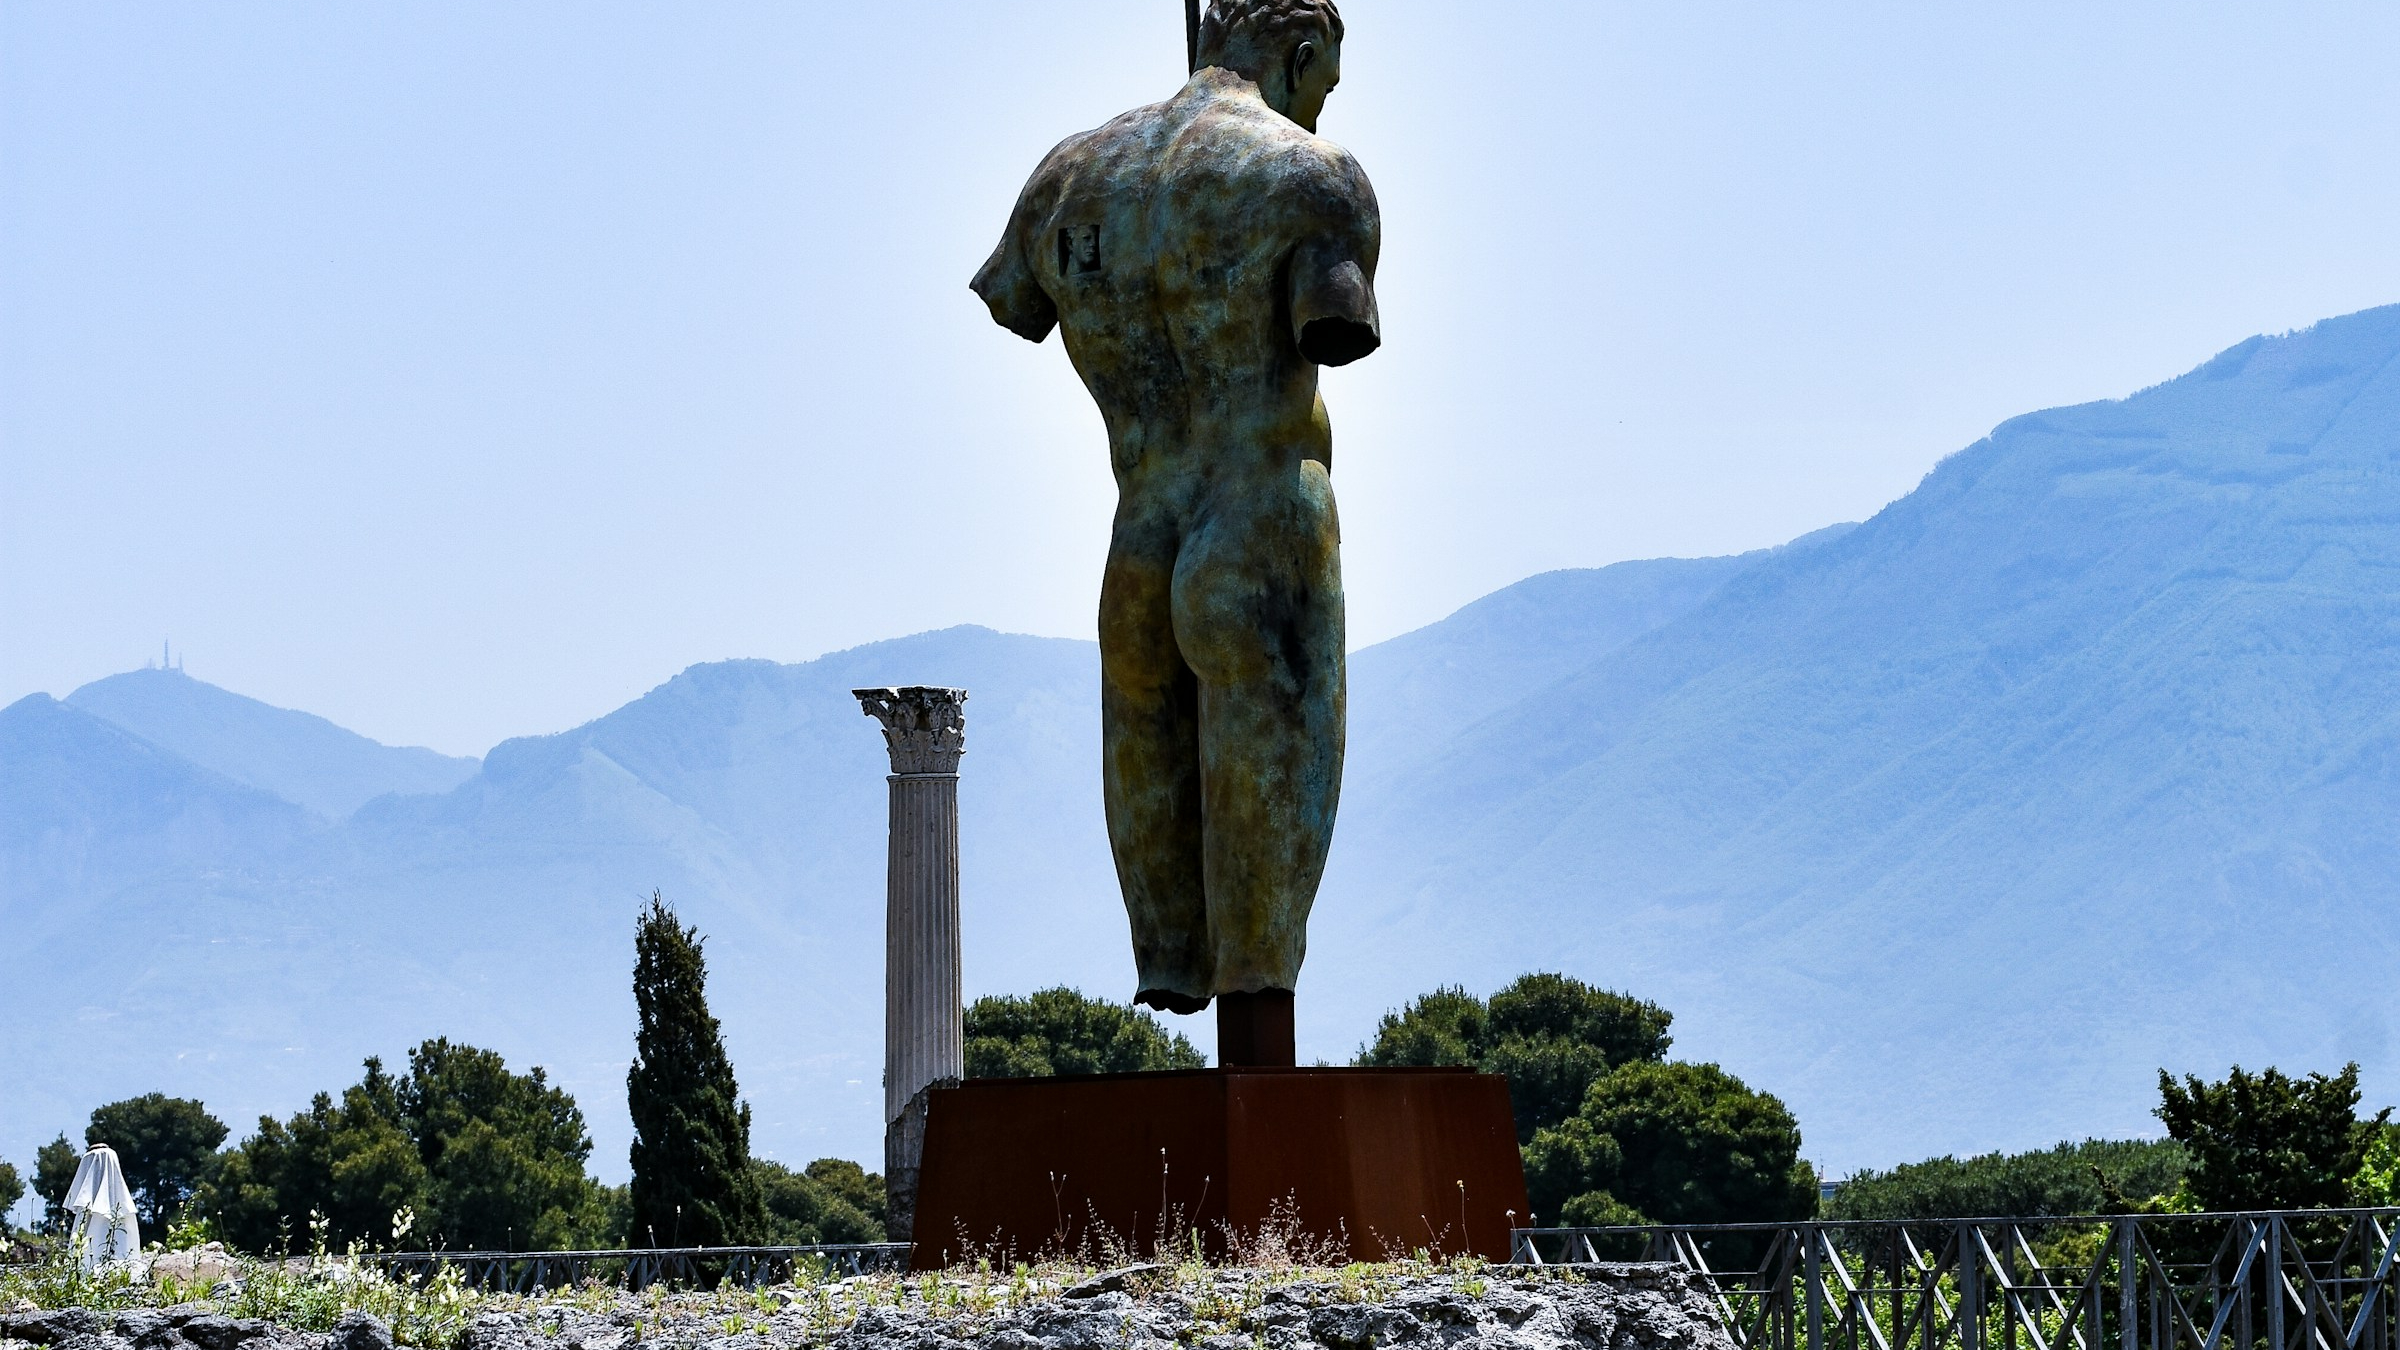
[853,685,967,1244]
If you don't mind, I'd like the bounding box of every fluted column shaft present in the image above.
[854,685,967,1245]
[884,771,962,1123]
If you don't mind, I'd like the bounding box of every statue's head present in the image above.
[1196,0,1345,133]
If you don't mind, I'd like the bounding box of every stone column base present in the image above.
[884,1079,955,1244]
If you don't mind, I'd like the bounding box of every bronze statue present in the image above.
[972,0,1378,1056]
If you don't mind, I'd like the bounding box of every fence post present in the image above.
[2239,1221,2254,1350]
[2266,1217,2284,1350]
[2119,1220,2139,1350]
[1807,1225,1826,1350]
[1960,1224,1983,1350]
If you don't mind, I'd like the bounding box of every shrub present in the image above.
[964,987,1204,1078]
[2352,1124,2400,1207]
[754,1158,885,1244]
[0,1159,21,1236]
[204,1042,608,1254]
[1525,1059,1814,1231]
[2157,1063,2390,1211]
[1359,974,1672,1143]
[34,1135,78,1233]
[1828,1138,2189,1220]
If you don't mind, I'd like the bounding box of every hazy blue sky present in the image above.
[6,3,2398,756]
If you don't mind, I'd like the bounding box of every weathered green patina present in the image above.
[972,0,1378,1016]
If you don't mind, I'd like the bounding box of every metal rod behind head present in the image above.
[1186,0,1201,73]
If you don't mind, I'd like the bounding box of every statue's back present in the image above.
[974,70,1380,469]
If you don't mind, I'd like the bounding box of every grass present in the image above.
[1,1227,484,1348]
[3,1208,1547,1350]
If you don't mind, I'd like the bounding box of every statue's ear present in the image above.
[1291,40,1317,88]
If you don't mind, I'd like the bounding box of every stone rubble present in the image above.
[0,1305,326,1350]
[3,1265,1732,1350]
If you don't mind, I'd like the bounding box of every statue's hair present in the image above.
[1195,0,1344,75]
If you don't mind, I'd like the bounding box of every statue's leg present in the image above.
[1101,507,1213,1014]
[1171,462,1345,996]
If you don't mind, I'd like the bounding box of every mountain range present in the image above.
[7,305,2400,1187]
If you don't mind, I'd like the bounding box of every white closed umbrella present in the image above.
[64,1143,141,1269]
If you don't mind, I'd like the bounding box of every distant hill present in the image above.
[1316,304,2400,1163]
[0,692,314,908]
[67,668,478,818]
[1344,526,1860,778]
[1346,551,1773,774]
[0,566,1733,1179]
[0,629,1129,1174]
[6,305,2400,1187]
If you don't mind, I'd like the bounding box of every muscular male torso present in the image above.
[974,66,1381,1014]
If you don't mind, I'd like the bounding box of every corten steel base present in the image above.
[906,1067,1527,1269]
[1216,989,1296,1066]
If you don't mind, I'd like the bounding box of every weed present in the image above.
[0,1233,149,1314]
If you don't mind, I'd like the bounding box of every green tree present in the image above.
[399,1038,604,1250]
[2156,1063,2390,1211]
[1828,1137,2189,1221]
[1356,986,1485,1068]
[628,893,763,1248]
[1488,973,1675,1067]
[802,1158,887,1230]
[590,1183,634,1246]
[205,1063,425,1253]
[964,987,1206,1078]
[86,1094,229,1229]
[204,1044,609,1254]
[1486,974,1674,1143]
[34,1135,78,1234]
[0,1160,22,1236]
[2352,1123,2400,1207]
[1525,1060,1816,1231]
[1359,974,1674,1142]
[753,1158,885,1245]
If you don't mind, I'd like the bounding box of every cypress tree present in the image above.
[628,893,763,1248]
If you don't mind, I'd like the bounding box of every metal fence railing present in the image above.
[368,1242,912,1292]
[1512,1212,2400,1350]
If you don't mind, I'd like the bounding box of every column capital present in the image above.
[854,686,968,775]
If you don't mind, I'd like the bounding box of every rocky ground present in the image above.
[1,1264,1733,1350]
[0,1307,377,1350]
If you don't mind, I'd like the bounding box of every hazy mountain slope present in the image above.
[0,577,1735,1178]
[0,629,1127,1175]
[1347,555,1756,776]
[0,694,326,1151]
[0,693,315,902]
[1344,527,1858,786]
[1312,305,2400,1167]
[68,668,479,818]
[13,307,2400,1185]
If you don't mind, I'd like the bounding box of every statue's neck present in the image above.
[1186,64,1290,120]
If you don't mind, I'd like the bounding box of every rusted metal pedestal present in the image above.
[905,1066,1527,1269]
[1216,989,1295,1067]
